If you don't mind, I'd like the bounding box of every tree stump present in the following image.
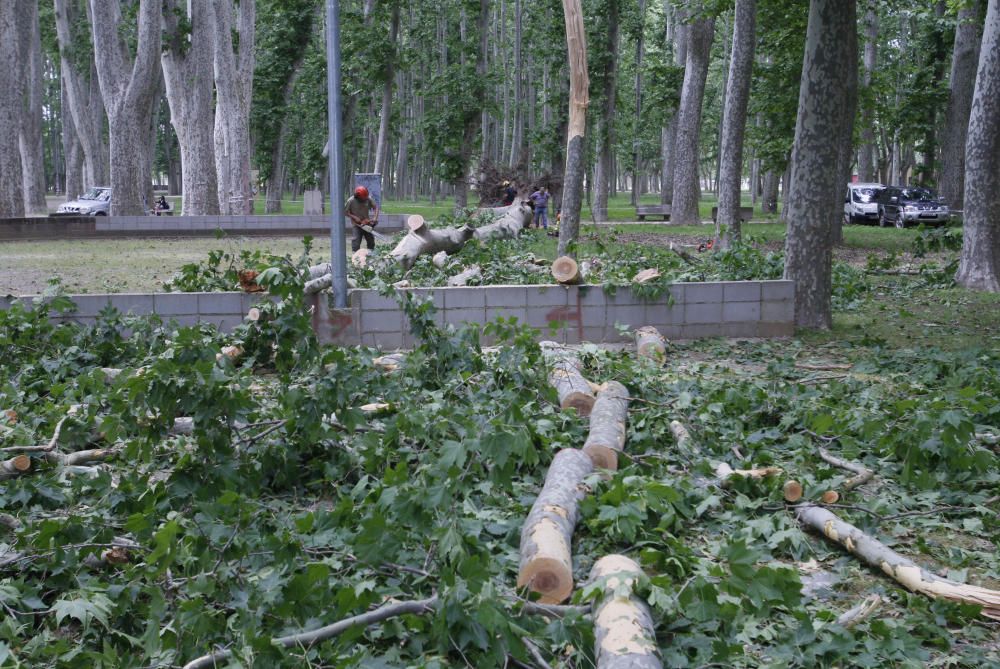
[634,326,667,361]
[583,381,630,470]
[552,256,584,285]
[518,448,594,603]
[590,555,662,669]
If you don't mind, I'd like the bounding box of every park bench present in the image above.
[635,204,671,221]
[711,206,754,223]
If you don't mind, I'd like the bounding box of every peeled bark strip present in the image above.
[390,215,476,271]
[632,269,661,284]
[583,382,629,470]
[552,256,584,285]
[589,555,662,669]
[797,504,1000,620]
[634,327,667,361]
[447,265,482,287]
[473,202,534,240]
[817,447,873,491]
[1,455,31,480]
[518,448,594,603]
[714,462,782,486]
[541,344,596,416]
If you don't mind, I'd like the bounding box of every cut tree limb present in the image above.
[797,504,1000,620]
[714,462,782,486]
[0,513,20,531]
[835,594,882,628]
[582,382,630,470]
[447,265,482,287]
[589,555,662,669]
[783,480,804,503]
[552,256,584,285]
[373,353,407,372]
[632,268,661,284]
[518,448,594,603]
[634,326,667,361]
[0,454,31,480]
[817,447,873,491]
[669,420,692,450]
[390,215,475,271]
[541,343,596,416]
[473,202,534,240]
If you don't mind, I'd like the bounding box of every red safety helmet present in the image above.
[354,186,369,199]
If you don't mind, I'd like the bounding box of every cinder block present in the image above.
[762,300,795,322]
[359,290,398,311]
[444,287,487,310]
[579,304,608,327]
[108,294,155,316]
[525,306,555,329]
[606,287,640,306]
[443,307,486,326]
[197,292,243,315]
[608,305,646,331]
[603,326,631,343]
[581,326,606,343]
[681,323,725,339]
[362,309,404,333]
[645,303,684,326]
[666,284,684,305]
[66,295,111,316]
[659,325,683,341]
[154,293,199,316]
[683,282,724,304]
[722,301,761,323]
[527,286,568,308]
[722,322,759,338]
[761,280,795,301]
[370,332,405,350]
[566,285,607,308]
[684,301,723,324]
[485,286,528,308]
[166,315,201,328]
[758,321,794,338]
[485,306,528,325]
[723,282,762,302]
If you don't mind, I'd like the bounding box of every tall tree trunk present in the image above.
[212,0,255,215]
[940,0,983,210]
[784,0,858,328]
[162,0,219,215]
[61,75,84,201]
[761,170,778,213]
[660,3,687,205]
[452,0,489,212]
[593,0,620,222]
[374,2,401,176]
[0,0,25,217]
[832,13,859,245]
[630,0,646,207]
[857,0,878,182]
[88,0,162,215]
[18,0,47,215]
[917,2,949,187]
[716,0,756,241]
[670,15,714,226]
[557,0,589,257]
[956,0,1000,292]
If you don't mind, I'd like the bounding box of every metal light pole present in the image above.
[325,0,347,308]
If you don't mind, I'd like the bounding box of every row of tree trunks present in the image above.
[17,0,48,216]
[0,0,24,217]
[592,0,620,223]
[856,0,878,183]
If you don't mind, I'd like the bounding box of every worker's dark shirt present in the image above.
[345,196,376,221]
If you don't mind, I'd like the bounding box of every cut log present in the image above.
[390,215,476,271]
[582,382,630,470]
[0,513,21,531]
[668,420,692,450]
[541,343,596,416]
[632,268,661,284]
[552,256,583,285]
[797,504,1000,620]
[217,345,244,363]
[473,202,534,241]
[373,353,407,372]
[44,448,118,467]
[171,417,195,436]
[432,251,449,269]
[447,265,482,287]
[817,447,873,491]
[589,555,662,669]
[0,454,31,480]
[821,490,840,505]
[304,263,357,295]
[351,248,370,268]
[518,448,594,603]
[715,462,783,486]
[783,480,803,503]
[634,326,667,361]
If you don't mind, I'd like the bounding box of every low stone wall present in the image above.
[1,280,795,347]
[0,214,409,241]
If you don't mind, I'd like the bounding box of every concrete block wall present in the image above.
[2,280,795,348]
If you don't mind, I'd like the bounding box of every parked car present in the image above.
[876,186,950,228]
[55,187,111,216]
[843,182,884,225]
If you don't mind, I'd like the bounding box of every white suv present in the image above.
[843,183,884,225]
[55,186,111,216]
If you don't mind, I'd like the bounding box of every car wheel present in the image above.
[879,210,888,228]
[843,212,851,227]
[895,215,906,229]
[94,211,107,216]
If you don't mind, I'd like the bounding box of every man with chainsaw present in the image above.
[345,186,380,252]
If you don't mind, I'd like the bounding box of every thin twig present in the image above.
[817,446,874,491]
[523,638,554,669]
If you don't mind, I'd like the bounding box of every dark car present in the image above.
[876,186,950,228]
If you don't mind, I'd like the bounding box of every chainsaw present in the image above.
[356,220,391,243]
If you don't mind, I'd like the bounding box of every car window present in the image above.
[852,188,878,203]
[98,190,111,201]
[81,187,102,200]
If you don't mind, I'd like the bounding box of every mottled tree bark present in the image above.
[373,2,401,177]
[670,15,714,226]
[940,1,983,210]
[89,0,162,215]
[557,0,589,257]
[630,0,647,207]
[784,0,857,328]
[716,0,756,241]
[0,0,25,216]
[761,170,779,214]
[857,0,878,183]
[212,0,255,215]
[452,0,490,212]
[956,0,1000,292]
[17,0,48,215]
[832,20,859,245]
[660,3,686,205]
[162,0,219,215]
[593,0,620,223]
[62,78,84,201]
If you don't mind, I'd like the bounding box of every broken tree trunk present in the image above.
[634,326,667,361]
[797,504,1000,620]
[447,265,482,286]
[518,448,594,603]
[0,454,31,480]
[590,555,662,669]
[473,202,534,240]
[582,381,630,470]
[552,256,584,285]
[390,215,476,271]
[541,343,596,416]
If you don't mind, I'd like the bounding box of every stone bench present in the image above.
[635,205,671,222]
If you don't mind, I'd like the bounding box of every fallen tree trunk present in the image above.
[0,454,31,480]
[589,555,662,669]
[541,343,596,416]
[447,265,482,287]
[373,353,407,372]
[797,504,1000,620]
[390,215,476,271]
[518,448,594,603]
[634,326,667,361]
[582,381,630,470]
[473,202,534,241]
[552,256,584,285]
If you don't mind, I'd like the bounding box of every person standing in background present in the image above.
[530,186,551,229]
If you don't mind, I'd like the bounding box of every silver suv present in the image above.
[55,186,111,216]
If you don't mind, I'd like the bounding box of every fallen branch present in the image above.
[582,382,630,471]
[632,268,661,284]
[0,513,22,531]
[373,353,407,372]
[976,432,999,446]
[0,454,31,480]
[817,447,874,491]
[1,415,70,454]
[714,462,783,486]
[473,202,534,241]
[669,420,692,450]
[390,215,475,271]
[795,362,852,372]
[669,242,699,265]
[589,555,662,669]
[447,265,482,287]
[836,594,882,628]
[797,504,1000,620]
